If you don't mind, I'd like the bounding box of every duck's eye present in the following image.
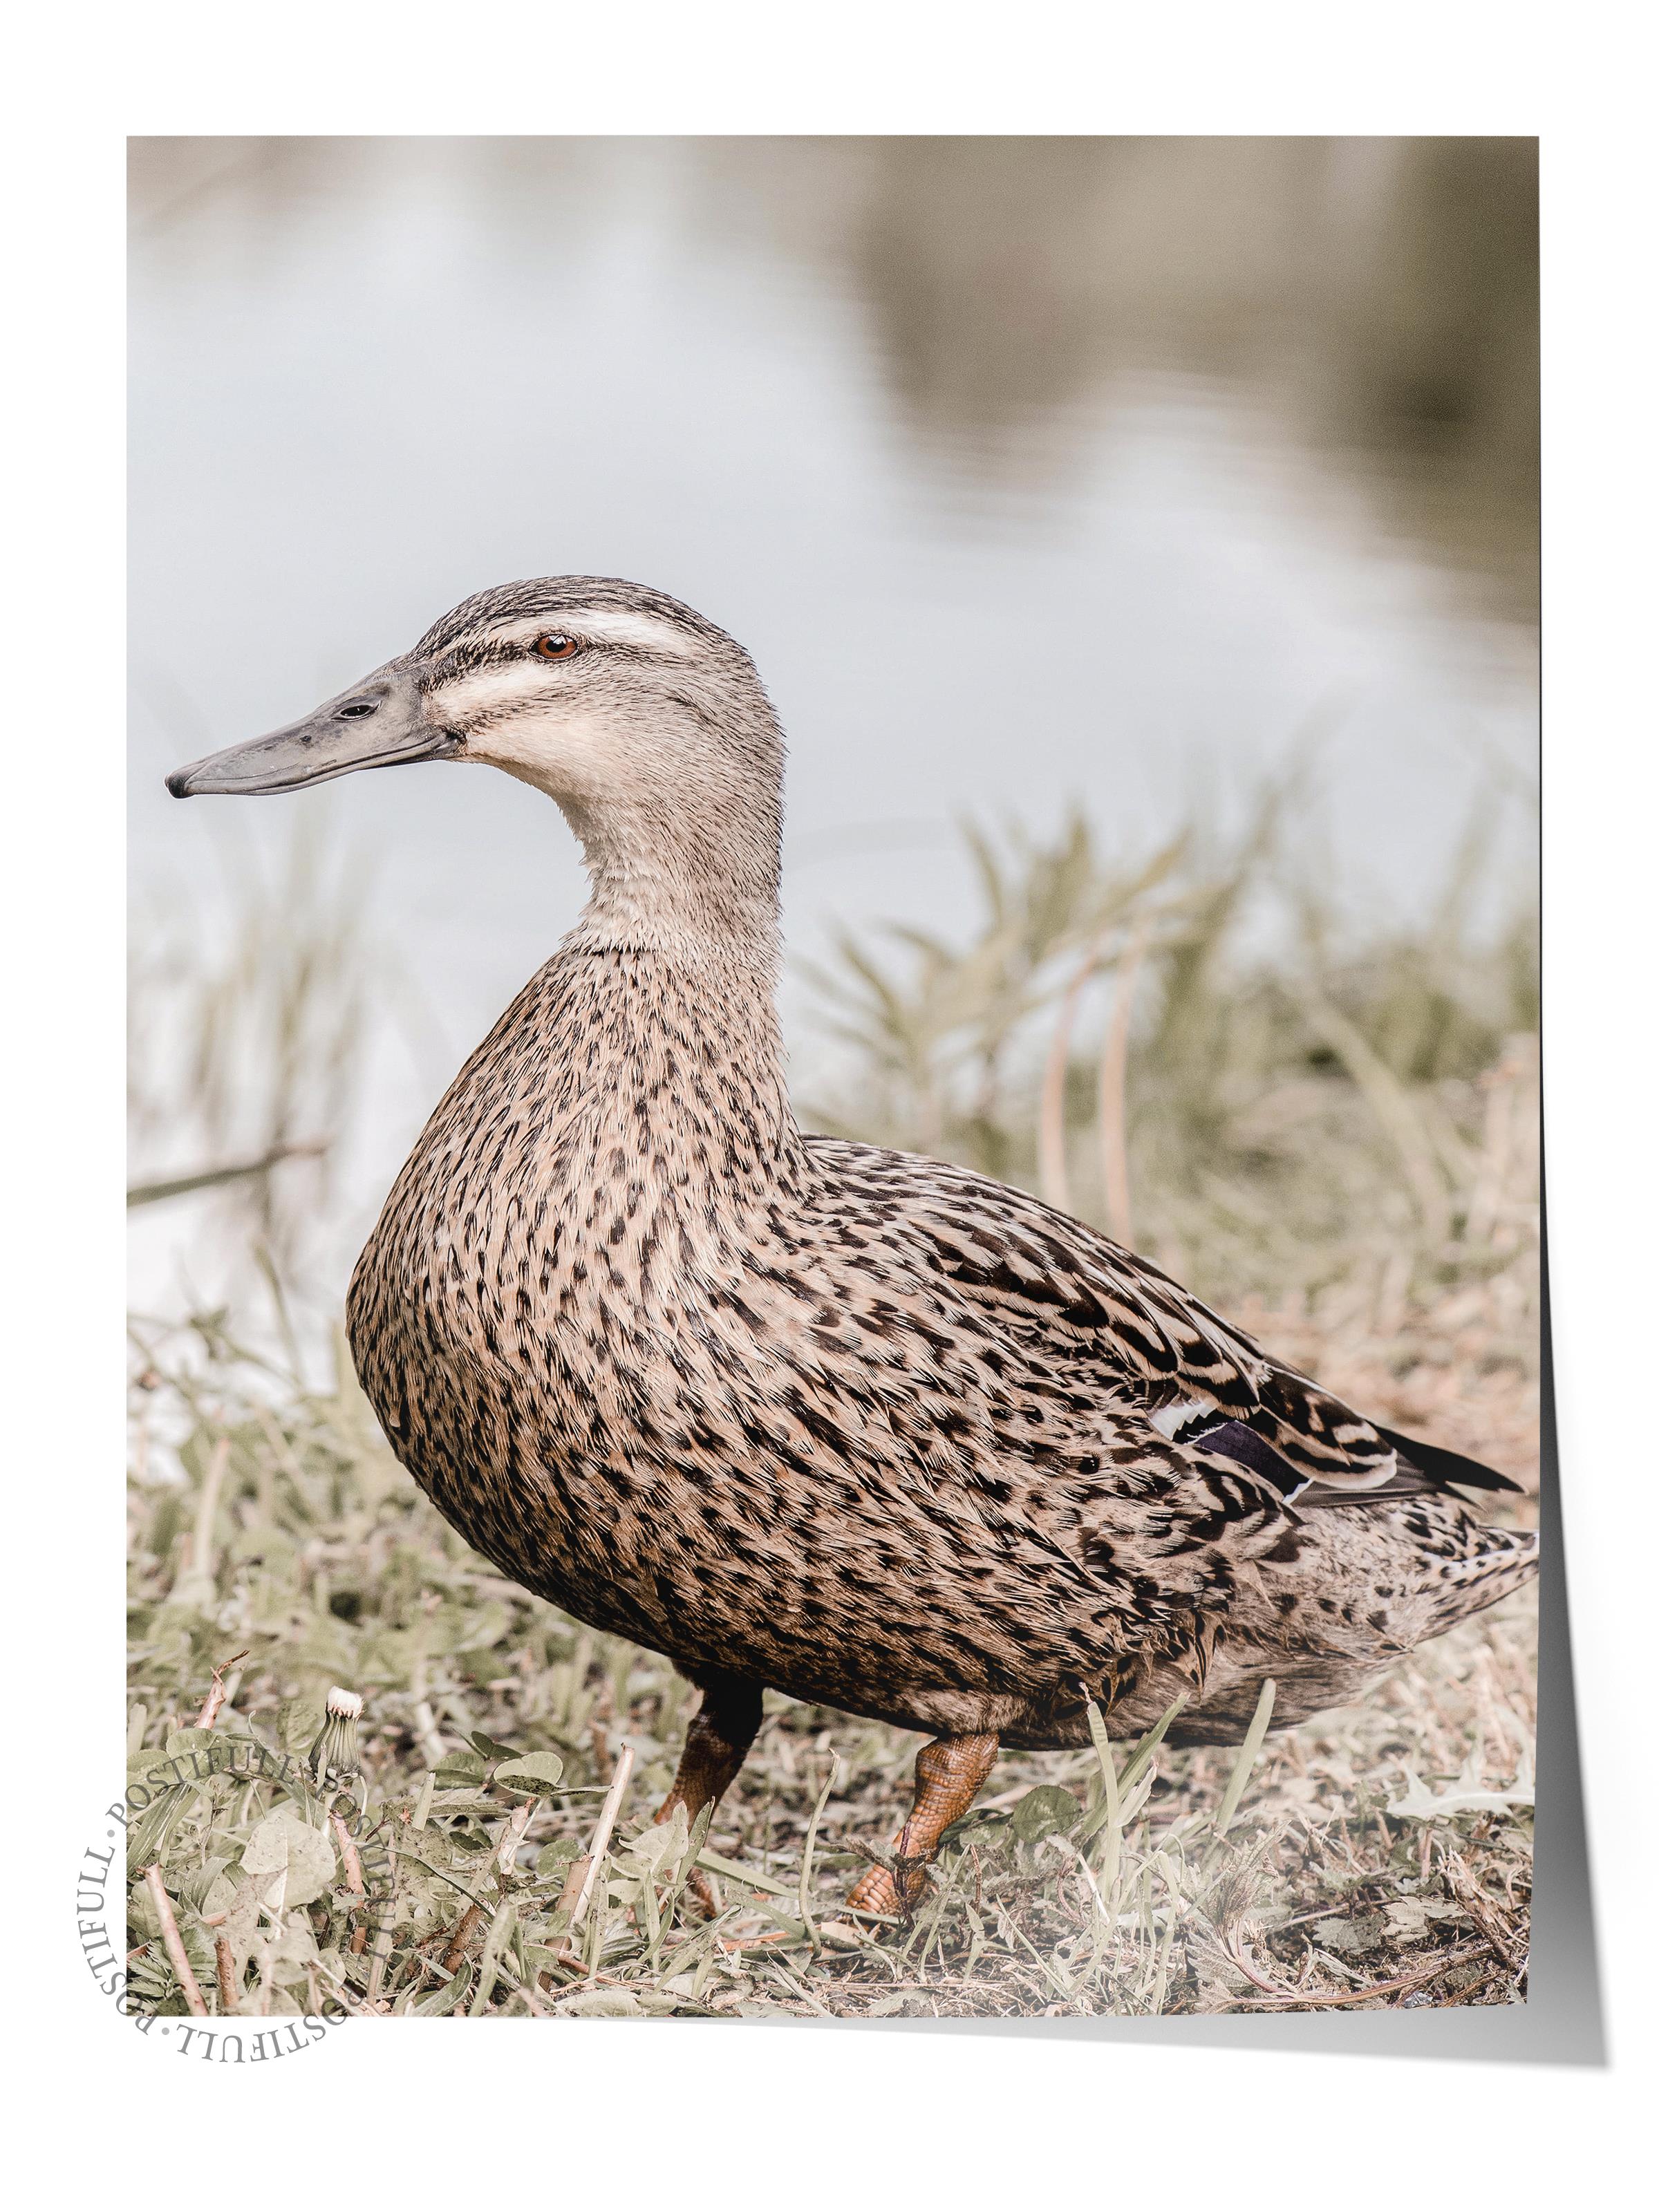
[534,633,581,661]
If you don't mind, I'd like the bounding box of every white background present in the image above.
[3,3,1653,2203]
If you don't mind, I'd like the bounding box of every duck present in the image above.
[167,577,1538,1915]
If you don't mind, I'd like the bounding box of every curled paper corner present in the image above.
[1386,1748,1535,1821]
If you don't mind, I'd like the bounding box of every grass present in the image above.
[125,794,1539,2020]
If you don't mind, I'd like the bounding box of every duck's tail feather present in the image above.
[1192,1415,1522,1509]
[1374,1425,1524,1496]
[1294,1468,1446,1508]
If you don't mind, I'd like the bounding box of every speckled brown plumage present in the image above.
[171,574,1539,1897]
[347,928,1535,1759]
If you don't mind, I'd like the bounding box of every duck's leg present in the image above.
[847,1732,1000,1918]
[653,1673,762,1839]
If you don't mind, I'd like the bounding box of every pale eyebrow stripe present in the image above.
[427,664,563,720]
[465,610,701,659]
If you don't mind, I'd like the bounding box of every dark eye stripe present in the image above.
[425,635,577,679]
[426,628,683,683]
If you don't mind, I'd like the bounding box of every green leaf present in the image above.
[1009,1784,1080,1846]
[556,1987,644,2017]
[240,1808,337,1910]
[126,1786,196,1877]
[620,1818,681,1877]
[165,1727,221,1762]
[493,1751,565,1797]
[276,1698,326,1753]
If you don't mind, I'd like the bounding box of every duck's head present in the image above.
[167,577,786,947]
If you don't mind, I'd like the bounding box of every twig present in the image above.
[552,1950,643,1987]
[214,1936,238,2013]
[126,1138,328,1210]
[1431,1963,1499,2007]
[195,1650,250,1732]
[329,1810,366,1899]
[1274,1903,1366,1934]
[552,1856,588,1921]
[141,1864,209,2017]
[1233,1943,1489,2009]
[566,1742,635,1942]
[440,1903,483,1976]
[328,1808,371,1954]
[654,1922,795,1958]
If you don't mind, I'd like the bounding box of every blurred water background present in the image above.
[128,137,1538,1319]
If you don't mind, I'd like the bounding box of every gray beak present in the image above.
[165,664,461,798]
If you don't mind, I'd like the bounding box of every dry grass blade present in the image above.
[1038,930,1111,1208]
[168,1435,229,1609]
[1213,1679,1277,1842]
[1116,1694,1188,1798]
[1076,1694,1127,1887]
[1096,917,1152,1245]
[798,1752,841,1947]
[1295,987,1452,1246]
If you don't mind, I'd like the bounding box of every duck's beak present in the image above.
[165,664,461,798]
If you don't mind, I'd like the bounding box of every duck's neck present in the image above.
[551,786,801,1181]
[558,782,782,975]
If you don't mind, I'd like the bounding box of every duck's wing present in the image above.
[806,1138,1518,1502]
